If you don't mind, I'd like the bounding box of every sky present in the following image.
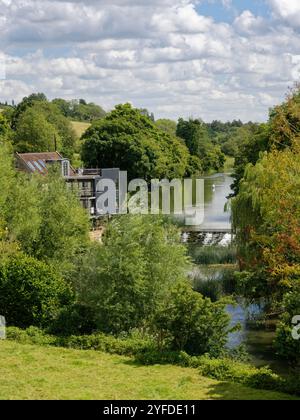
[1,0,300,122]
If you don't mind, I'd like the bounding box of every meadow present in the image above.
[0,341,298,400]
[71,121,91,138]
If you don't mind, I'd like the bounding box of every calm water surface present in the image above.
[191,173,286,372]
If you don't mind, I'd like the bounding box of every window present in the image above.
[62,161,69,177]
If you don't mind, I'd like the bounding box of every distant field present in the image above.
[224,156,235,173]
[0,341,297,400]
[71,121,91,138]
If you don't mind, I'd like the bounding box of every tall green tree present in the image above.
[176,118,225,172]
[81,104,189,180]
[11,93,48,129]
[13,107,59,153]
[12,95,77,159]
[73,215,190,334]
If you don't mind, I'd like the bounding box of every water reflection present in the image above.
[188,173,286,372]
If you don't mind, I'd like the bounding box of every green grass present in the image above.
[0,341,297,400]
[223,156,235,173]
[71,121,91,138]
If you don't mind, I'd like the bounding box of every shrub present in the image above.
[152,280,231,357]
[49,304,98,336]
[6,326,57,346]
[0,254,73,328]
[6,327,155,357]
[275,289,300,363]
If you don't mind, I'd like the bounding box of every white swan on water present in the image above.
[212,184,216,192]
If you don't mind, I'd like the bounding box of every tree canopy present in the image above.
[231,86,300,361]
[176,118,225,172]
[52,98,106,122]
[81,104,190,180]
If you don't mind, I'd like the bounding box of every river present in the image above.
[188,173,285,372]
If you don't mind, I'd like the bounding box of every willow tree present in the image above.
[232,144,300,302]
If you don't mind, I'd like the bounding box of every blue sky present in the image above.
[1,0,300,122]
[197,0,270,22]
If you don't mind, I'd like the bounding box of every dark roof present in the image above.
[16,152,76,176]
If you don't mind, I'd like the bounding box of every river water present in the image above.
[188,173,284,372]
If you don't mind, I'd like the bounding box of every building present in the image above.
[15,152,119,218]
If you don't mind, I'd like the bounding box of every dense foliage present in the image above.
[81,104,190,180]
[152,280,230,356]
[0,253,72,328]
[0,140,90,273]
[176,118,225,172]
[52,98,106,122]
[232,87,300,363]
[0,134,232,357]
[73,215,188,333]
[13,99,77,159]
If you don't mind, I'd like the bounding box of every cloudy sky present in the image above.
[1,0,300,122]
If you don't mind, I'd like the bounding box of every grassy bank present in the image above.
[71,121,91,138]
[0,341,297,400]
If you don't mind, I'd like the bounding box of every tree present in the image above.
[0,140,15,236]
[13,107,59,152]
[176,118,225,173]
[13,102,77,159]
[231,124,271,196]
[0,114,11,139]
[0,252,72,328]
[52,98,106,122]
[232,146,300,303]
[34,168,90,270]
[152,280,231,356]
[73,215,190,334]
[231,86,300,197]
[11,93,48,129]
[269,87,300,150]
[81,104,189,180]
[35,102,77,158]
[177,118,210,157]
[3,166,90,275]
[275,289,300,363]
[155,119,177,137]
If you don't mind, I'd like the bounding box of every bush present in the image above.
[6,326,57,346]
[6,327,155,357]
[60,333,155,356]
[275,289,300,363]
[152,280,231,357]
[0,254,73,328]
[49,304,98,336]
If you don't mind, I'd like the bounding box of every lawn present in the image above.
[71,121,91,138]
[0,341,297,400]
